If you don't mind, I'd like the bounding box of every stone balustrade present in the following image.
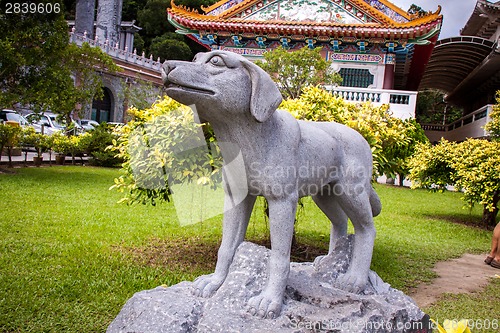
[69,28,162,73]
[326,86,418,119]
[422,104,493,142]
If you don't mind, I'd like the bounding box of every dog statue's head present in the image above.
[162,51,282,123]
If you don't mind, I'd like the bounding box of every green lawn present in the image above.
[0,166,497,332]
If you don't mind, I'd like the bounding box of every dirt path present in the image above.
[409,253,499,308]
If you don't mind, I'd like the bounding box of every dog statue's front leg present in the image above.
[193,194,256,298]
[247,196,297,319]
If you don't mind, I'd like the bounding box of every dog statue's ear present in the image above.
[242,61,282,123]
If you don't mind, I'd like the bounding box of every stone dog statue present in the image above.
[161,51,381,319]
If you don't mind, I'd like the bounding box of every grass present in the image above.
[0,166,497,332]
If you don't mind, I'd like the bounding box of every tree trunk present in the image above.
[398,173,405,187]
[482,191,500,227]
[7,147,13,168]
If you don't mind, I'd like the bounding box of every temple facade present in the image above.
[168,0,442,118]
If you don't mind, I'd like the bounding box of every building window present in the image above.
[339,68,374,88]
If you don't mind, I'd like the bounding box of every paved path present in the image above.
[409,253,499,308]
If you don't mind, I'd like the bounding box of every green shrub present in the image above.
[408,139,500,226]
[111,97,222,205]
[82,124,123,167]
[0,122,22,167]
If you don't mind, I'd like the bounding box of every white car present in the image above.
[25,112,83,135]
[0,109,42,132]
[79,119,100,131]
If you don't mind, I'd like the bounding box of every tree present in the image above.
[0,123,22,168]
[381,118,429,186]
[137,0,171,37]
[149,33,193,61]
[56,43,120,127]
[415,89,463,125]
[0,3,119,129]
[256,47,342,99]
[135,0,206,60]
[0,4,69,110]
[485,92,500,141]
[408,139,500,226]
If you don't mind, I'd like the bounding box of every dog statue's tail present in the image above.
[369,187,382,217]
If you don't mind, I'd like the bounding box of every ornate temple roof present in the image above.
[168,0,442,40]
[168,0,442,91]
[461,0,500,39]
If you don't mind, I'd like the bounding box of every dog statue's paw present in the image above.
[192,273,224,298]
[247,292,282,319]
[313,254,331,267]
[333,272,367,294]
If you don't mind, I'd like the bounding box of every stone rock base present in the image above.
[108,236,430,333]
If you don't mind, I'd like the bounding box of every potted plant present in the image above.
[52,132,70,165]
[23,128,50,167]
[0,122,22,168]
[67,135,86,165]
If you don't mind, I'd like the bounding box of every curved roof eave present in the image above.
[419,36,496,98]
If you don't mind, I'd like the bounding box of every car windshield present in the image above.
[6,113,27,125]
[49,115,65,129]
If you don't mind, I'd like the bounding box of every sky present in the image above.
[393,0,478,39]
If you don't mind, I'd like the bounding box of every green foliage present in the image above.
[57,43,120,119]
[0,2,69,110]
[256,47,342,99]
[137,0,171,37]
[280,86,428,177]
[415,89,463,125]
[111,96,222,205]
[0,123,22,166]
[134,0,212,59]
[407,140,456,191]
[0,6,119,127]
[51,132,72,155]
[149,33,193,61]
[408,139,500,226]
[453,140,500,214]
[21,127,51,157]
[484,92,500,141]
[83,124,124,167]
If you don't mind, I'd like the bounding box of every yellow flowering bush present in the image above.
[110,96,222,205]
[408,138,500,226]
[280,86,428,179]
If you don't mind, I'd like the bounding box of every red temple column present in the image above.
[383,53,396,90]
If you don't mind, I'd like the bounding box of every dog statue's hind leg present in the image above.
[312,192,348,253]
[193,194,256,298]
[333,184,377,294]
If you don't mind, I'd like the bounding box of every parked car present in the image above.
[25,112,83,135]
[1,109,29,126]
[79,119,100,131]
[0,109,42,132]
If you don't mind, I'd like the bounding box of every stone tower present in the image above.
[74,0,123,47]
[75,0,96,39]
[96,0,123,47]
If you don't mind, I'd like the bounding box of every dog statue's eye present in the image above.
[209,56,224,66]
